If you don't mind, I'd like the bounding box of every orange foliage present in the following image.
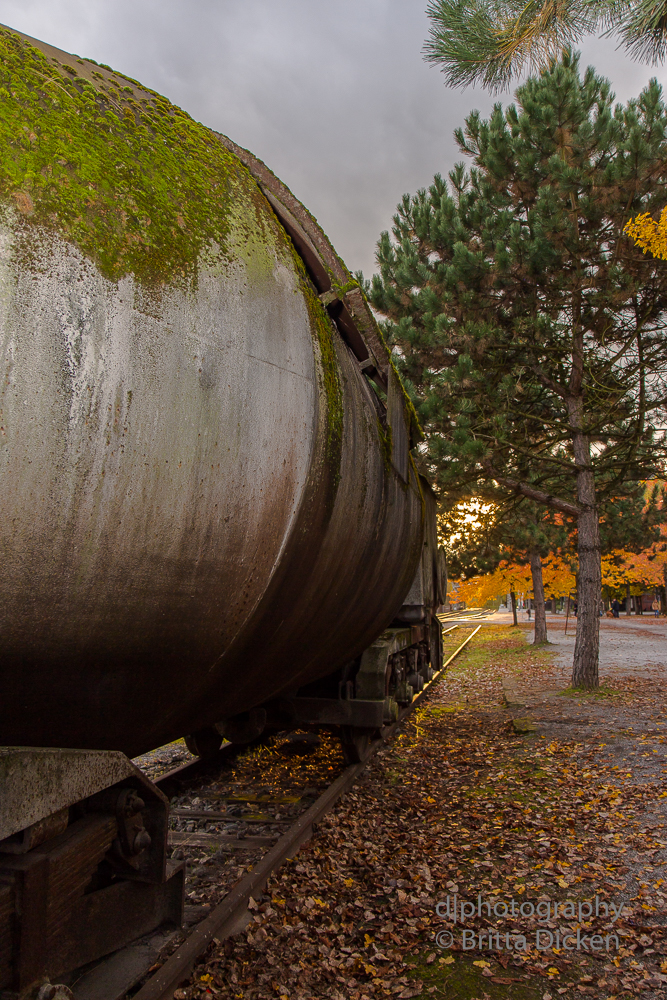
[541,552,577,597]
[449,481,666,606]
[451,552,575,605]
[602,540,667,591]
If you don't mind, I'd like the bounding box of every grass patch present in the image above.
[559,681,620,700]
[408,950,547,999]
[512,717,538,734]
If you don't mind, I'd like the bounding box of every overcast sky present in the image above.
[1,0,666,276]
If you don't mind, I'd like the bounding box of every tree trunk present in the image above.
[529,549,548,645]
[510,590,518,626]
[626,581,631,615]
[569,403,600,689]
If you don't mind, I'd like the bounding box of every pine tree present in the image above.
[598,483,667,555]
[369,53,667,688]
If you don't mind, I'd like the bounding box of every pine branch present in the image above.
[424,0,605,91]
[424,0,667,92]
[481,460,584,516]
[615,0,667,63]
[479,434,577,470]
[525,362,570,399]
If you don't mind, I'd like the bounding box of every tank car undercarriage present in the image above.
[0,750,183,992]
[187,613,444,766]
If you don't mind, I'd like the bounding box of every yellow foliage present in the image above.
[451,552,575,605]
[437,499,497,549]
[624,208,667,261]
[541,553,576,597]
[603,544,667,589]
[601,549,636,589]
[451,534,667,607]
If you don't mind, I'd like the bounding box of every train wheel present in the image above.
[184,727,222,759]
[340,726,373,764]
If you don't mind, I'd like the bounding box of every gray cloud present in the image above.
[1,0,665,275]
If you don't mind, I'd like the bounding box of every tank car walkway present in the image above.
[177,622,667,1000]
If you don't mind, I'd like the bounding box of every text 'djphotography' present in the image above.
[434,893,624,954]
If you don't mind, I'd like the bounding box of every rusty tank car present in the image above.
[0,25,446,991]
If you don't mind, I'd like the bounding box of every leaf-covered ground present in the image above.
[177,624,667,1000]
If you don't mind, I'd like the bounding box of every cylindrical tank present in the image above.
[0,26,425,758]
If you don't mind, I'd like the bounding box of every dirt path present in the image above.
[179,624,667,1000]
[530,615,667,681]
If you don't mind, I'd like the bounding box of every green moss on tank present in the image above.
[0,27,247,284]
[224,172,293,286]
[384,352,424,446]
[303,283,343,489]
[377,417,393,476]
[329,276,356,298]
[401,379,425,445]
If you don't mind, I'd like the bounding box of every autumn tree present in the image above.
[368,53,667,688]
[425,0,667,92]
[598,481,667,609]
[499,506,561,644]
[454,551,576,619]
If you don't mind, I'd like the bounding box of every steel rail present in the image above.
[130,624,479,1000]
[437,611,493,625]
[441,624,482,671]
[437,607,488,619]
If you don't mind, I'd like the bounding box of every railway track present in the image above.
[68,625,479,1000]
[437,608,493,622]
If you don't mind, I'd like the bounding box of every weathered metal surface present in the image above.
[52,865,184,978]
[0,749,180,988]
[0,748,137,840]
[398,477,446,621]
[0,806,69,854]
[217,134,415,409]
[355,626,414,701]
[0,26,424,759]
[0,208,319,754]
